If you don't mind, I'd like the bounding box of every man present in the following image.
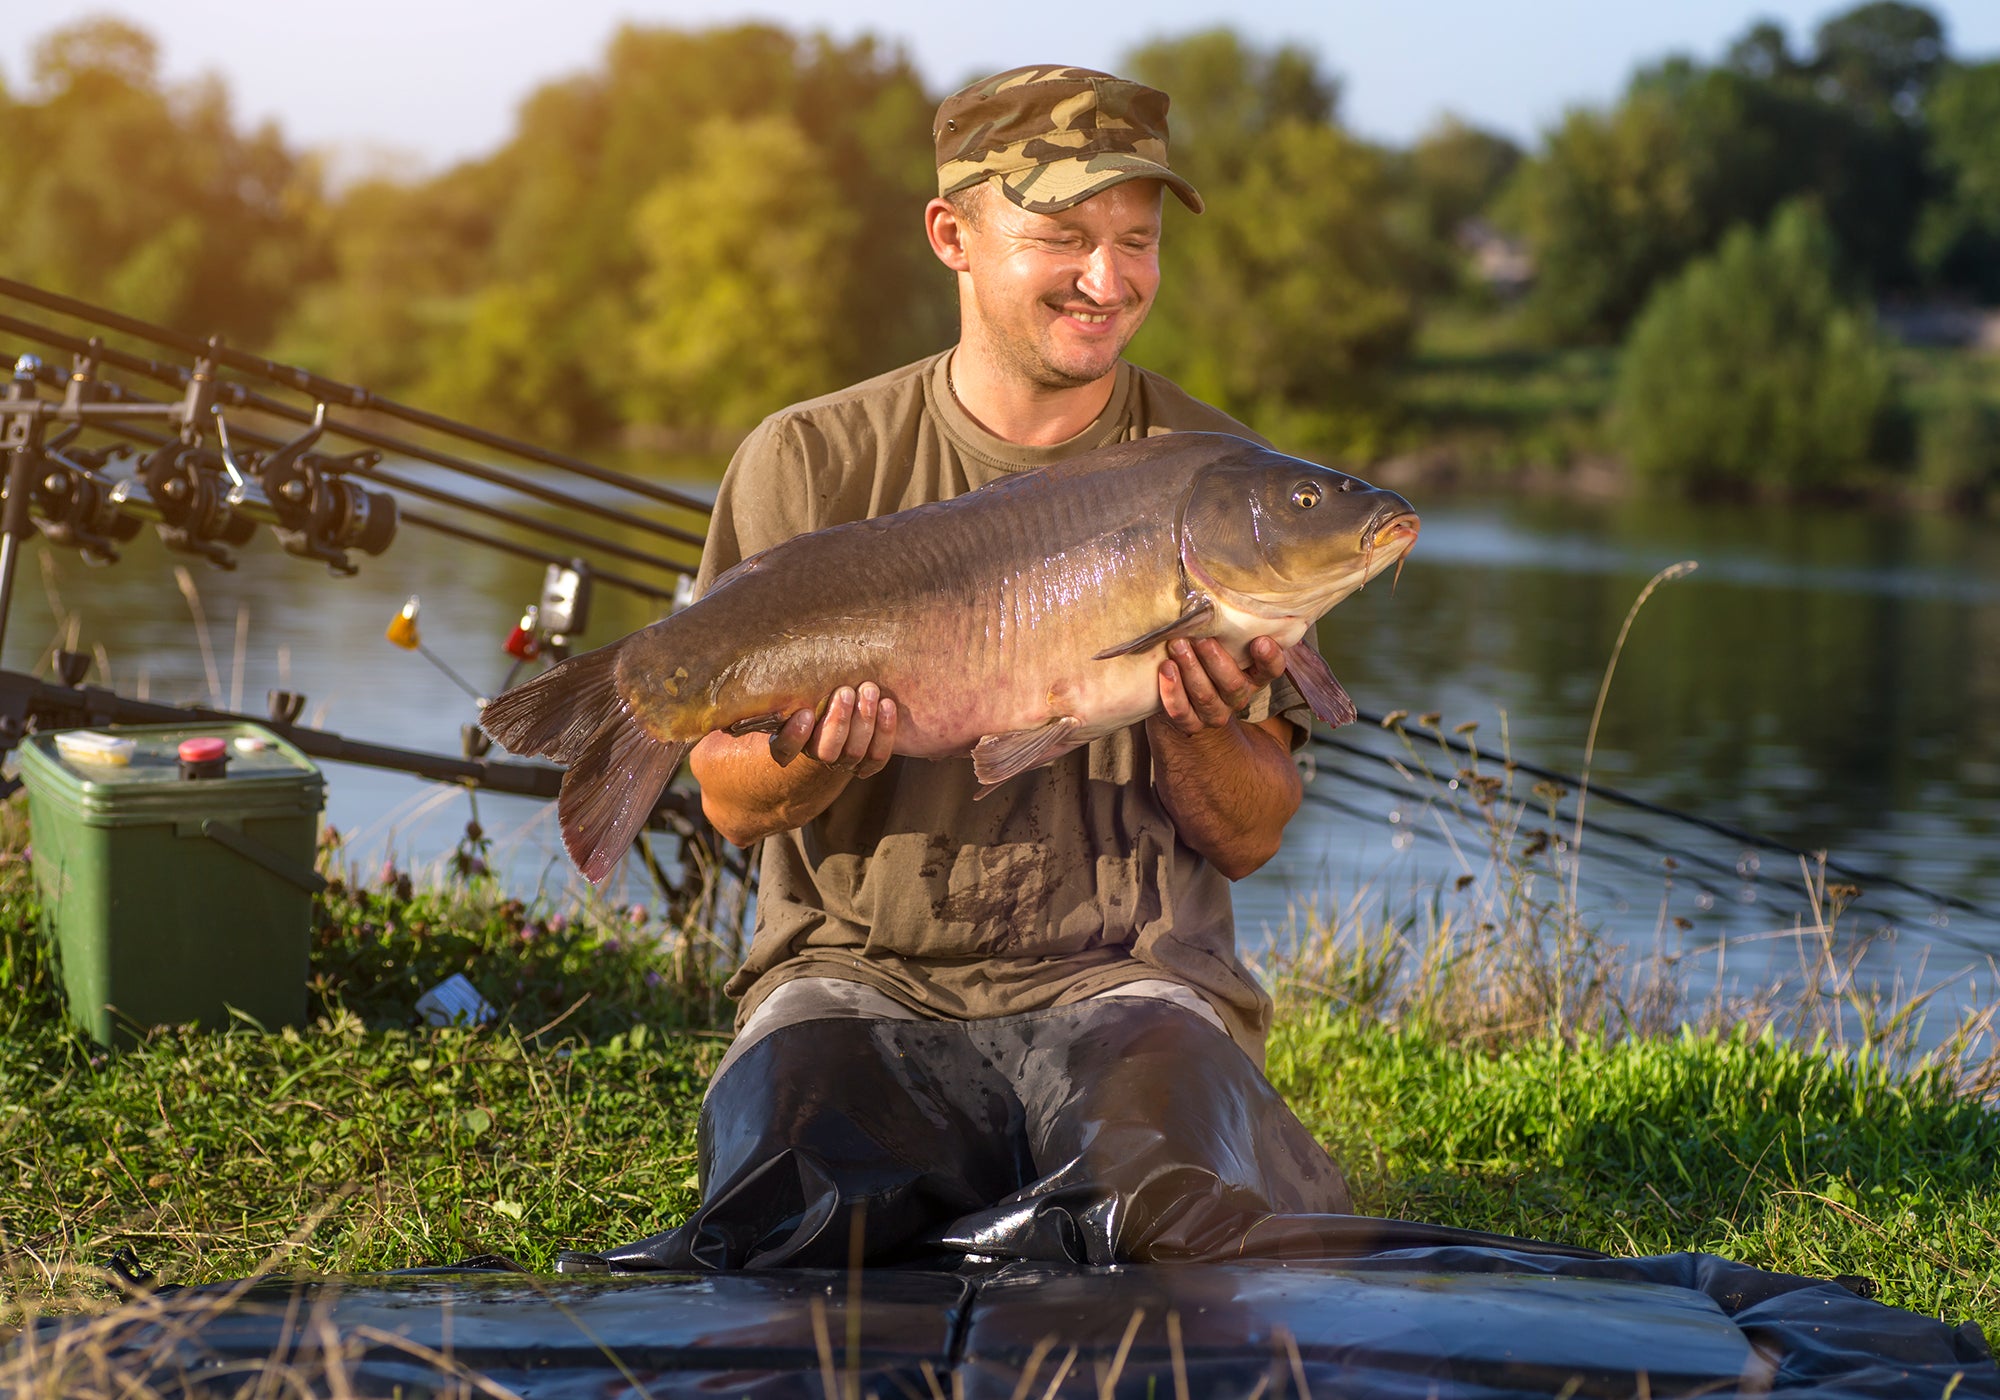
[577,64,1352,1273]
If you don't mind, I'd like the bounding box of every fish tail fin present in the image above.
[481,644,623,764]
[482,643,690,884]
[559,715,690,884]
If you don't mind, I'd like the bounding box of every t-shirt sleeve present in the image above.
[693,415,820,600]
[1244,674,1315,753]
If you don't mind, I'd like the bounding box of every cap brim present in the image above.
[993,154,1203,216]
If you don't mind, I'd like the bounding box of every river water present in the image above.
[4,465,1995,1021]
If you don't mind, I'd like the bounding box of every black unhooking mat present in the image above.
[23,1002,1997,1398]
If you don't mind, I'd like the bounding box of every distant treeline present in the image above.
[2,6,1997,497]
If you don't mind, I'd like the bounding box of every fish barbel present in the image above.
[481,432,1419,881]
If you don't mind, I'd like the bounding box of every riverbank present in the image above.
[3,798,1996,1341]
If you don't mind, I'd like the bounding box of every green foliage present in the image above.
[1122,28,1336,182]
[1498,79,1726,342]
[1916,61,2000,298]
[1612,202,1896,492]
[1403,116,1522,246]
[0,18,323,346]
[1123,31,1420,456]
[277,24,948,443]
[1916,365,2000,506]
[625,115,860,431]
[1811,1,1947,115]
[270,165,502,393]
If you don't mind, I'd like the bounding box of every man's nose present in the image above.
[1075,245,1123,306]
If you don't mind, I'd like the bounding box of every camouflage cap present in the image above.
[934,65,1202,216]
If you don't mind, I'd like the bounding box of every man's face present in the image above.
[956,180,1164,391]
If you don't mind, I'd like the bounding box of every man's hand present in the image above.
[1146,636,1303,880]
[1155,636,1286,736]
[691,682,899,847]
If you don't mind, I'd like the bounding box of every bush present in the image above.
[1611,201,1895,492]
[1916,367,2000,507]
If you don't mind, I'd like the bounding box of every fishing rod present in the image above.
[0,345,686,604]
[0,275,714,517]
[0,314,705,580]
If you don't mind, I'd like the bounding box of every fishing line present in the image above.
[1308,746,1997,956]
[1295,786,1639,911]
[1304,758,1740,902]
[1318,720,1996,921]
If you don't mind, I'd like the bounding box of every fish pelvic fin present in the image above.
[971,715,1081,793]
[559,715,690,884]
[1093,597,1215,660]
[1283,640,1357,728]
[481,642,689,883]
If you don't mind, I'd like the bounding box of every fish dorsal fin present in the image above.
[971,715,1082,792]
[1283,640,1357,728]
[1093,597,1215,661]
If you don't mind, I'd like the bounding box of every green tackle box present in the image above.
[18,722,326,1046]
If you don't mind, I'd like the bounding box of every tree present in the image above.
[1812,1,1947,116]
[1122,31,1418,452]
[1404,117,1522,244]
[1123,28,1336,185]
[1496,76,1730,340]
[276,22,949,444]
[1612,202,1895,493]
[1915,61,2000,299]
[273,163,501,392]
[624,115,860,432]
[0,17,323,345]
[1500,9,1936,342]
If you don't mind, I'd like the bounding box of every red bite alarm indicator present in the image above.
[503,604,542,662]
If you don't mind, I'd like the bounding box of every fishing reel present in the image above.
[29,436,144,566]
[109,440,259,569]
[214,406,396,576]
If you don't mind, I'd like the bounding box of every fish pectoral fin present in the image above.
[1093,597,1216,660]
[971,716,1082,791]
[1283,640,1358,728]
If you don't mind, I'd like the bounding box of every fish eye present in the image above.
[1291,482,1323,510]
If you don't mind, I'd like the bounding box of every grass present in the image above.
[3,727,2000,1359]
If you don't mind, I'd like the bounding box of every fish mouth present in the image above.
[1363,509,1420,592]
[1370,511,1420,552]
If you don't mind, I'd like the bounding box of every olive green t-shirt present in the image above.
[695,351,1311,1062]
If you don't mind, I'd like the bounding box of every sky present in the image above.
[5,0,2000,178]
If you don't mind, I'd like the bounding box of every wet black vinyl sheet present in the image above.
[36,1250,1995,1399]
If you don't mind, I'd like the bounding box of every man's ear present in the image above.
[925,197,973,273]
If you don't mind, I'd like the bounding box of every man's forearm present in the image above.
[1147,714,1302,880]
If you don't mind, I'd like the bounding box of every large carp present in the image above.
[482,432,1418,881]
